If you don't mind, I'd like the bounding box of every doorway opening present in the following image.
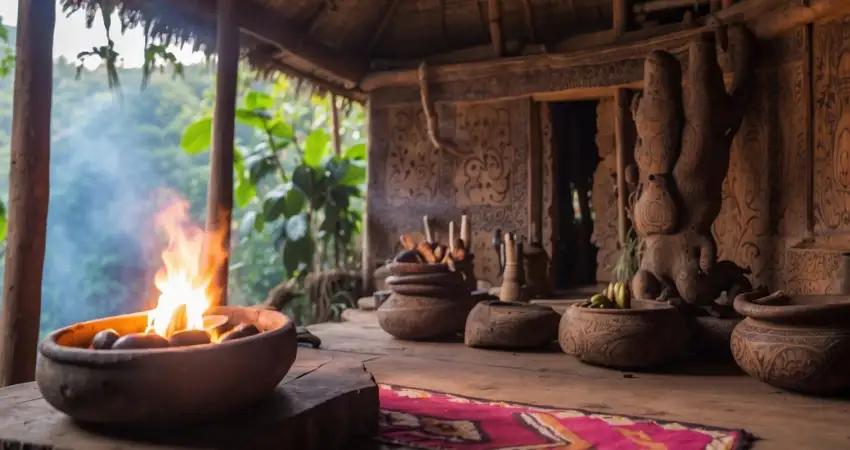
[550,100,600,291]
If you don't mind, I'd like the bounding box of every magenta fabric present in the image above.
[378,384,751,450]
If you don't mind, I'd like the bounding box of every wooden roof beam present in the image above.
[360,0,834,91]
[167,0,368,88]
[366,0,402,55]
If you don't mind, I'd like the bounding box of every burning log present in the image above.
[164,304,188,339]
[170,329,212,347]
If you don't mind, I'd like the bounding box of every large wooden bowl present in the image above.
[36,306,297,425]
[465,300,560,349]
[377,293,475,341]
[558,299,689,369]
[731,292,850,395]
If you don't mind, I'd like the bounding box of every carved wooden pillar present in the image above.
[205,0,239,307]
[0,0,56,387]
[613,0,629,36]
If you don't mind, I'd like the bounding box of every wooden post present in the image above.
[205,0,239,307]
[361,100,376,295]
[613,0,629,36]
[614,88,630,247]
[487,0,504,57]
[0,0,56,387]
[331,94,341,156]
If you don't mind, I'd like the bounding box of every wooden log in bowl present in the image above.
[35,306,297,425]
[558,299,689,369]
[377,293,476,341]
[731,292,850,395]
[465,300,561,349]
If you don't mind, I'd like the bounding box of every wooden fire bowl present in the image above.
[36,306,297,426]
[731,292,850,395]
[558,299,689,369]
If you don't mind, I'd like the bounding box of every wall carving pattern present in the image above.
[814,16,850,233]
[540,103,556,272]
[367,100,529,286]
[713,27,819,292]
[591,98,619,283]
[367,22,850,294]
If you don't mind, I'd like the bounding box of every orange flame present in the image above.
[146,200,228,338]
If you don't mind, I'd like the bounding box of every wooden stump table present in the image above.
[0,353,379,450]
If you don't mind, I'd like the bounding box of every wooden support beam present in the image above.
[168,0,367,88]
[488,0,504,57]
[613,0,629,36]
[360,0,828,91]
[331,94,342,156]
[634,0,710,14]
[0,0,55,387]
[614,88,630,247]
[205,0,239,308]
[362,100,376,296]
[366,0,402,55]
[520,0,537,43]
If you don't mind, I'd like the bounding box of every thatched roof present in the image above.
[60,0,614,100]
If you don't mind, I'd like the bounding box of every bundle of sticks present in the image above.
[395,215,472,270]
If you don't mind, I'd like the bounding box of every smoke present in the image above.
[34,79,207,335]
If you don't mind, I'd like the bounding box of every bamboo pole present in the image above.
[0,0,56,387]
[205,0,239,307]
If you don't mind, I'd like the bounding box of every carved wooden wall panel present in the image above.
[813,16,850,233]
[540,103,556,278]
[367,100,529,286]
[591,98,619,283]
[713,27,812,291]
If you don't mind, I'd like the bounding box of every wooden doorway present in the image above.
[549,100,600,290]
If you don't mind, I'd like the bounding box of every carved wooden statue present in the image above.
[630,24,755,308]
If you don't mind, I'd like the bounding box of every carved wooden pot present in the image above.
[558,299,689,369]
[464,300,560,349]
[731,292,850,395]
[691,316,743,357]
[36,306,297,425]
[377,293,475,341]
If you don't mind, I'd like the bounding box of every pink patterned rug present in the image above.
[378,384,752,449]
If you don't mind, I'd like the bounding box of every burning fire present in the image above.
[146,200,228,339]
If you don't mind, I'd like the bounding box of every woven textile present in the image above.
[378,384,751,450]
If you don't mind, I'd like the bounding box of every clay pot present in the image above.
[558,299,689,369]
[465,300,560,349]
[731,292,850,395]
[388,262,453,276]
[690,316,743,357]
[36,306,297,425]
[377,293,475,341]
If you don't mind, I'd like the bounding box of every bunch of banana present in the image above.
[579,281,631,309]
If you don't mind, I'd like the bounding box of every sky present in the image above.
[0,1,205,68]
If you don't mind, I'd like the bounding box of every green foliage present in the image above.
[180,83,366,290]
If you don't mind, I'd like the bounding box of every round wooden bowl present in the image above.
[731,292,850,395]
[465,300,560,349]
[36,306,297,425]
[558,299,689,369]
[377,293,475,341]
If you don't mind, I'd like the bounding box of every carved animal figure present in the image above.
[631,25,755,307]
